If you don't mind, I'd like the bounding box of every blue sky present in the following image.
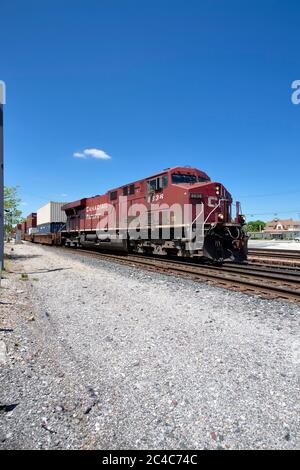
[1,0,300,221]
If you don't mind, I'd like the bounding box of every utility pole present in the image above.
[0,82,4,280]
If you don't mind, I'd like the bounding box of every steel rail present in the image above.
[56,246,300,302]
[249,249,300,259]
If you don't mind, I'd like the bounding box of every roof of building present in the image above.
[264,219,300,231]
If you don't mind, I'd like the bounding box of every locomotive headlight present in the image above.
[216,185,220,195]
[217,213,224,222]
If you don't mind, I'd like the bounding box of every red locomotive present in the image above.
[61,166,248,262]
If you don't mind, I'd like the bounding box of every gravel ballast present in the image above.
[0,242,299,450]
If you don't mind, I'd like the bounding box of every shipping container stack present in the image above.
[36,202,67,234]
[26,212,37,235]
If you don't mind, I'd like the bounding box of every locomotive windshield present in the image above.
[198,176,209,183]
[172,174,208,184]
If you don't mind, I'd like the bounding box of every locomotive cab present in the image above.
[168,168,248,262]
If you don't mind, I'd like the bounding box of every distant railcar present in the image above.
[26,213,37,232]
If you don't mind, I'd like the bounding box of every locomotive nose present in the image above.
[203,225,248,263]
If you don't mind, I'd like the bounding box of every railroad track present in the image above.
[57,246,300,303]
[249,248,300,259]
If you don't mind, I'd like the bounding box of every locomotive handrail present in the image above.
[186,197,230,248]
[203,197,232,225]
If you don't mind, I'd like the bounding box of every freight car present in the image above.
[24,166,247,263]
[26,212,37,232]
[21,202,67,244]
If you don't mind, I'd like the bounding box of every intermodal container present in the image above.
[36,222,66,234]
[37,202,68,226]
[26,212,37,229]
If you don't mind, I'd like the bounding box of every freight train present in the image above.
[22,166,248,263]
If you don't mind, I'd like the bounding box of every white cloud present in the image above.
[21,202,28,206]
[84,148,111,160]
[73,152,85,158]
[73,148,111,160]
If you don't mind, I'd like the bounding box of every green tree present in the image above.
[245,220,266,232]
[4,186,22,237]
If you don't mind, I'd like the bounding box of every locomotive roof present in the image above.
[62,166,210,211]
[61,198,87,211]
[108,166,210,191]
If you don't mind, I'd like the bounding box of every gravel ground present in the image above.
[0,241,299,450]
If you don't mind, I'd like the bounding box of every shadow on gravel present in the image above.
[7,254,42,260]
[0,404,19,413]
[13,267,72,275]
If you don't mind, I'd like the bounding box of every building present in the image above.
[264,219,300,232]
